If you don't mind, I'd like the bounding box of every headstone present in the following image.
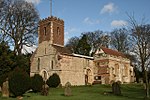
[112,82,121,95]
[41,83,49,96]
[64,82,72,96]
[17,96,23,100]
[2,80,9,97]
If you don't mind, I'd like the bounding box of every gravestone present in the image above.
[17,96,23,100]
[2,80,9,97]
[112,82,121,95]
[41,83,49,96]
[64,82,72,96]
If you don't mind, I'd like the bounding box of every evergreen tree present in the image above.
[75,35,91,56]
[0,41,13,86]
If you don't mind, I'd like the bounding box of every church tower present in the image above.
[30,0,65,81]
[38,16,64,46]
[38,0,64,46]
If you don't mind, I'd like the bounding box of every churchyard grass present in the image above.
[0,84,145,100]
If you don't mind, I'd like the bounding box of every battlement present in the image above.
[39,16,64,24]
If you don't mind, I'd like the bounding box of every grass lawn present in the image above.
[0,84,146,100]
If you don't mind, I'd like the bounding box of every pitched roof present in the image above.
[52,44,93,59]
[101,47,126,58]
[52,44,72,54]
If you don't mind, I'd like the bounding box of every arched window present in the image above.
[57,27,60,35]
[51,60,53,69]
[43,71,47,81]
[37,58,40,71]
[44,27,46,35]
[45,48,46,54]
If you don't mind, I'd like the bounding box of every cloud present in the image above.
[64,28,79,44]
[22,45,37,54]
[100,2,117,14]
[25,0,41,5]
[65,32,69,35]
[111,20,128,27]
[64,36,70,44]
[83,17,100,25]
[65,28,78,35]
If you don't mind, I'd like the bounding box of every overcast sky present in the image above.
[25,0,150,44]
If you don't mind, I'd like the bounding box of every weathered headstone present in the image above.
[41,83,49,96]
[64,82,72,96]
[0,86,1,92]
[112,82,121,95]
[2,80,9,97]
[17,96,23,100]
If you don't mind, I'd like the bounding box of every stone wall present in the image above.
[30,41,58,79]
[59,55,94,86]
[31,42,134,85]
[94,54,134,84]
[30,42,95,86]
[38,16,64,46]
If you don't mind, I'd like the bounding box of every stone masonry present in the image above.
[30,16,134,86]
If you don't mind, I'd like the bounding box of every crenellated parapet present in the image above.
[39,16,64,25]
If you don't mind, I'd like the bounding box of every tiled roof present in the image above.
[52,44,72,54]
[101,47,126,58]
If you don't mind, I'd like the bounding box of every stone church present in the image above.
[30,16,134,86]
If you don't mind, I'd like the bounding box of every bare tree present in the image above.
[65,30,110,56]
[83,30,110,50]
[65,36,80,53]
[0,0,39,55]
[128,15,150,98]
[110,28,130,53]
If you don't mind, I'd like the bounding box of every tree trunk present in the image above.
[144,70,149,98]
[14,42,22,55]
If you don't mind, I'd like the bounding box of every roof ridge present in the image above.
[100,46,126,58]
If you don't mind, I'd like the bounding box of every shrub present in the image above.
[31,74,44,92]
[8,68,31,97]
[46,73,60,88]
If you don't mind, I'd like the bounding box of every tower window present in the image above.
[57,27,60,35]
[37,58,40,71]
[44,27,46,35]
